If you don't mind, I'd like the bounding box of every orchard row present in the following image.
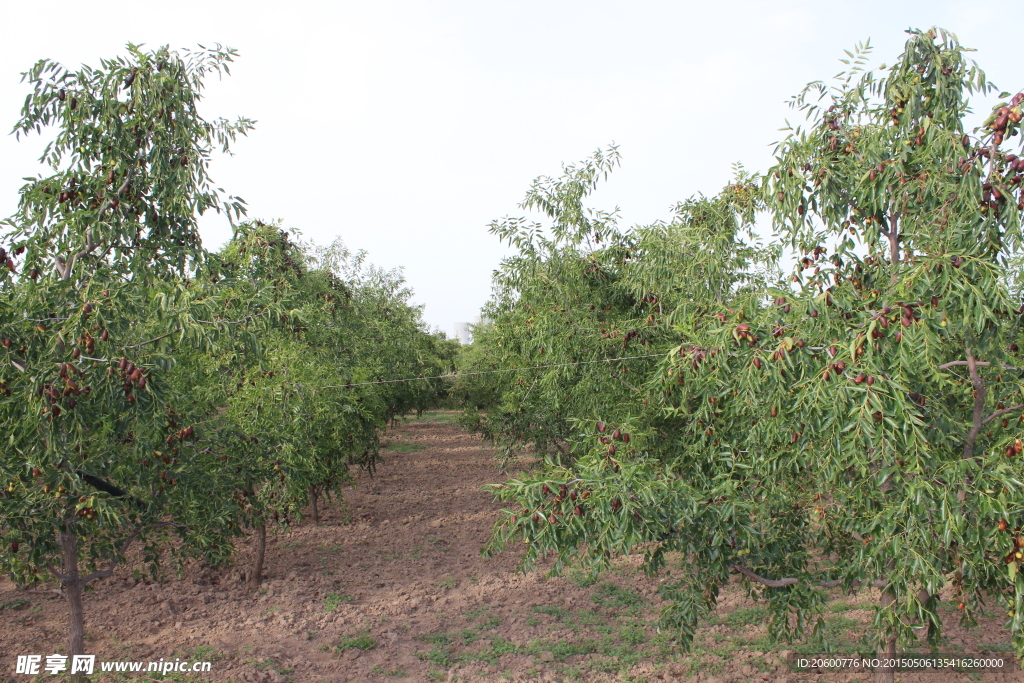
[0,45,456,658]
[456,28,1024,679]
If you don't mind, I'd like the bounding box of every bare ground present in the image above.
[2,412,1023,683]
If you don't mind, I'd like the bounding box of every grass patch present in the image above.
[620,623,647,646]
[427,536,449,551]
[417,645,453,667]
[0,598,28,611]
[323,592,354,611]
[591,583,644,612]
[319,541,345,553]
[370,665,406,676]
[532,604,570,619]
[336,629,376,651]
[465,606,491,621]
[419,632,453,646]
[721,604,770,628]
[385,442,426,453]
[411,411,460,424]
[568,567,602,588]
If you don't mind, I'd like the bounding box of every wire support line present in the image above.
[322,353,666,389]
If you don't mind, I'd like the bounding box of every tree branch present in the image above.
[963,348,986,461]
[938,359,1022,372]
[731,564,887,589]
[59,173,134,281]
[80,521,187,585]
[730,564,799,587]
[124,328,182,349]
[982,404,1024,426]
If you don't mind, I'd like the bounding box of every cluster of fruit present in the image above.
[986,93,1023,146]
[821,359,846,382]
[530,480,592,525]
[999,518,1024,565]
[733,323,757,347]
[677,344,715,370]
[0,244,24,275]
[596,420,630,456]
[40,361,91,419]
[109,356,147,403]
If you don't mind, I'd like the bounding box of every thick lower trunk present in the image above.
[310,486,320,525]
[249,524,266,589]
[60,525,86,658]
[874,589,898,683]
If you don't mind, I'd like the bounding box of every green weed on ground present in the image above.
[336,629,376,651]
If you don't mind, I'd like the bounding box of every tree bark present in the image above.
[309,486,320,525]
[874,589,898,683]
[60,524,86,658]
[249,524,266,589]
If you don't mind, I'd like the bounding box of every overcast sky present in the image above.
[1,0,1021,336]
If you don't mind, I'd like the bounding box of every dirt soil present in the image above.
[2,412,1024,683]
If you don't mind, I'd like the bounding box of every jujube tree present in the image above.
[477,28,1024,683]
[0,44,261,658]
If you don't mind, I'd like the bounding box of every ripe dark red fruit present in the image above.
[596,421,606,433]
[10,541,18,553]
[622,433,630,444]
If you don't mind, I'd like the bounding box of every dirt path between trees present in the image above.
[2,412,1023,682]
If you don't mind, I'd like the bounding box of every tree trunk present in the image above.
[60,524,86,658]
[310,486,320,525]
[249,524,266,589]
[874,589,898,683]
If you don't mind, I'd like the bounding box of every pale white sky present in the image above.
[1,1,1020,335]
